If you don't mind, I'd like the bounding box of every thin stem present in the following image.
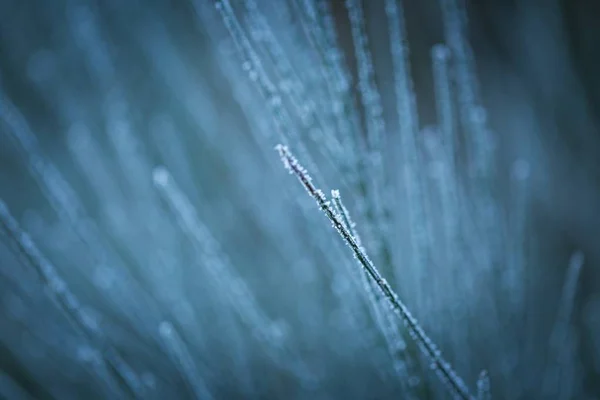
[276,144,475,400]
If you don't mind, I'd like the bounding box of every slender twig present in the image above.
[0,199,143,399]
[476,370,491,400]
[276,144,475,400]
[332,189,420,392]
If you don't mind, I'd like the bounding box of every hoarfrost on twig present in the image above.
[276,144,477,400]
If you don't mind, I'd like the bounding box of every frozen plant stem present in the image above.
[332,190,418,393]
[158,321,213,400]
[0,199,143,399]
[152,166,316,386]
[276,145,476,400]
[476,370,491,400]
